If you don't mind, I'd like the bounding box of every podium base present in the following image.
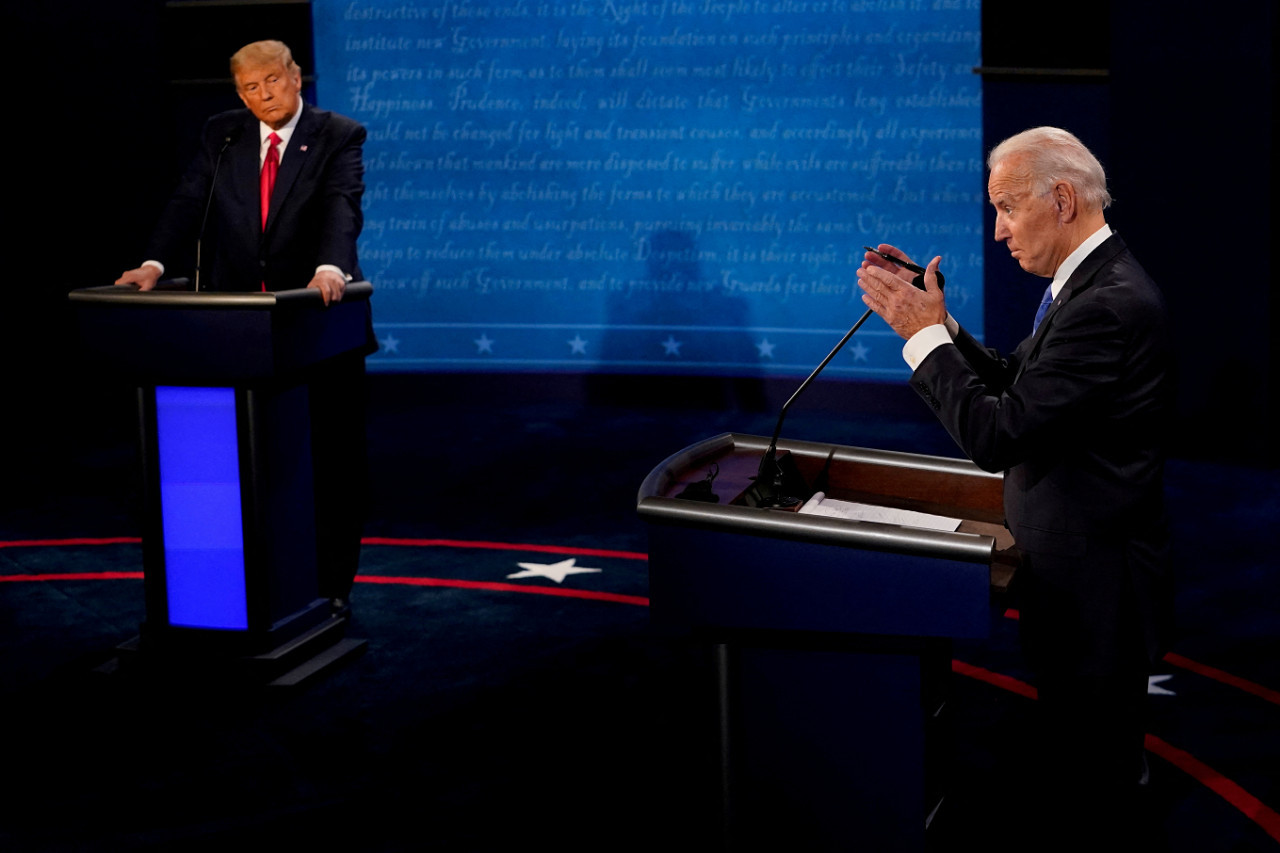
[96,616,367,689]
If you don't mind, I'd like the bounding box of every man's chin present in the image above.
[255,105,296,129]
[1015,257,1047,277]
[262,113,292,130]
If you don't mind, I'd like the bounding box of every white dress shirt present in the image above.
[900,223,1113,371]
[144,105,349,284]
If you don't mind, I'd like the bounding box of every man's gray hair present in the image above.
[988,127,1112,211]
[230,40,300,76]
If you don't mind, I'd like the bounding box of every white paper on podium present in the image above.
[798,492,962,532]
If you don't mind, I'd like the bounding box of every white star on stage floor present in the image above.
[507,558,602,583]
[568,335,589,354]
[756,338,776,358]
[1148,674,1175,696]
[380,334,400,354]
[661,335,682,356]
[474,334,495,354]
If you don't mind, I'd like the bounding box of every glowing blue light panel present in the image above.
[313,0,983,378]
[155,386,249,630]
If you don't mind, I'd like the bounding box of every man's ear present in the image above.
[1053,181,1079,223]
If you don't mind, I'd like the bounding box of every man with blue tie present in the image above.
[857,127,1174,844]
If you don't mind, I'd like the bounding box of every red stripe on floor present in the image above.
[953,658,1280,844]
[1162,652,1280,707]
[0,536,648,562]
[357,574,649,606]
[0,537,141,548]
[1145,734,1280,844]
[0,571,144,582]
[950,658,1038,700]
[360,537,648,561]
[1000,609,1279,706]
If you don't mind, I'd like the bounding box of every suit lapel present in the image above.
[1013,233,1128,380]
[264,105,318,235]
[225,115,262,246]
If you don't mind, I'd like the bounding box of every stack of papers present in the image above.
[798,492,962,532]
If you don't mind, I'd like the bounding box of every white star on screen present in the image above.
[756,338,776,358]
[380,334,400,354]
[507,558,603,584]
[661,335,682,356]
[1148,675,1175,696]
[850,340,870,362]
[568,335,589,354]
[474,334,494,354]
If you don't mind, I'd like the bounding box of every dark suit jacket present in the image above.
[911,233,1175,677]
[142,105,372,599]
[147,104,365,292]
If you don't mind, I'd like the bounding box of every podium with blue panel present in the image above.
[70,282,372,684]
[638,433,1012,851]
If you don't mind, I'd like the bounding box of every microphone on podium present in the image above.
[742,248,944,508]
[194,126,244,293]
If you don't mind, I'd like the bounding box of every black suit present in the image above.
[911,233,1174,822]
[145,102,371,601]
[147,103,365,291]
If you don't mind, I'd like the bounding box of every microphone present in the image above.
[742,309,876,508]
[194,126,243,292]
[743,251,944,508]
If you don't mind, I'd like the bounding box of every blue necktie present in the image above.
[1032,285,1054,334]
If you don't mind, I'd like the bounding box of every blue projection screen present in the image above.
[313,0,982,377]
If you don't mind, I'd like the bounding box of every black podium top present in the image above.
[70,282,373,384]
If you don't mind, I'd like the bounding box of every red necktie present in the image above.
[259,132,281,291]
[260,132,281,231]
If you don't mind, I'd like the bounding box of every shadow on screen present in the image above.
[587,229,766,410]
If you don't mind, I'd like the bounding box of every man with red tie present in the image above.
[117,40,371,608]
[116,40,364,305]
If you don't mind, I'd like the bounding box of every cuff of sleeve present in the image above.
[316,264,350,281]
[902,320,956,371]
[142,260,164,275]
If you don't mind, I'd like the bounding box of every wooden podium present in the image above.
[69,282,373,685]
[637,433,1011,851]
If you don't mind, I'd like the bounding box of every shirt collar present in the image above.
[257,104,303,155]
[1050,222,1111,298]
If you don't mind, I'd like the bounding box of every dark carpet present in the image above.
[1,374,1277,851]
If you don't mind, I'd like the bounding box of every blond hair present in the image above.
[230,40,300,76]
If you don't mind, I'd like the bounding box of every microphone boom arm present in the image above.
[753,308,875,506]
